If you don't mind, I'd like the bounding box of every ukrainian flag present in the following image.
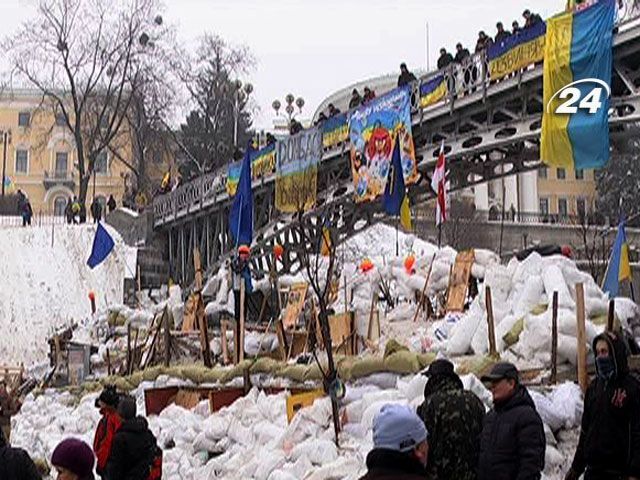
[541,0,615,170]
[419,75,447,108]
[603,221,632,298]
[226,161,242,196]
[487,21,546,79]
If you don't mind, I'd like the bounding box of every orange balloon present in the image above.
[404,255,416,273]
[360,258,374,273]
[273,244,284,259]
[88,291,96,301]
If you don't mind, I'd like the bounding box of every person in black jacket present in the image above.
[91,198,103,224]
[397,63,417,87]
[349,89,363,109]
[106,395,159,480]
[495,22,511,45]
[0,428,41,480]
[478,362,545,480]
[565,331,640,480]
[523,9,543,28]
[106,194,116,213]
[437,48,453,70]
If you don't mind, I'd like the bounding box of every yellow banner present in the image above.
[489,35,545,79]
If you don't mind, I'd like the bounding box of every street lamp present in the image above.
[272,93,305,131]
[233,80,253,147]
[1,129,12,197]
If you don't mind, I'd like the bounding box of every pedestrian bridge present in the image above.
[152,12,640,287]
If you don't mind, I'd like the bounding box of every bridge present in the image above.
[152,12,640,287]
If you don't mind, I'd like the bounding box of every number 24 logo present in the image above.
[546,79,611,115]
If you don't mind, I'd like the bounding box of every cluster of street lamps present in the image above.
[272,93,305,128]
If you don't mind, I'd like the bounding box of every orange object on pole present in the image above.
[404,255,416,274]
[273,244,284,259]
[360,258,374,273]
[88,291,96,314]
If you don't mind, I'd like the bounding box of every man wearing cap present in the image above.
[52,438,95,480]
[478,362,545,480]
[565,331,640,480]
[93,386,121,479]
[417,359,485,480]
[359,403,428,480]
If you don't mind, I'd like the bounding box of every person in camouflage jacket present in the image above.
[417,359,486,480]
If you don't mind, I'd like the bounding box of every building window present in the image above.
[575,169,584,180]
[15,149,28,174]
[557,168,566,180]
[55,113,67,127]
[94,151,108,174]
[55,152,68,175]
[558,197,568,217]
[54,196,67,216]
[577,198,586,218]
[538,167,547,179]
[18,112,31,127]
[539,198,549,216]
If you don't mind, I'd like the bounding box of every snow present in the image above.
[0,223,136,366]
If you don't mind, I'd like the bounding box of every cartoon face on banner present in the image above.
[348,87,417,203]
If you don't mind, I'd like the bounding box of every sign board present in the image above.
[282,282,308,329]
[446,249,475,312]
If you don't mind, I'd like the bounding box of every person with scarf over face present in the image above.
[417,359,486,480]
[565,332,640,480]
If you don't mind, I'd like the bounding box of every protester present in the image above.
[51,438,95,480]
[523,9,543,28]
[93,386,122,479]
[289,118,303,135]
[22,198,33,227]
[231,245,252,332]
[362,87,376,105]
[417,359,485,480]
[106,194,116,213]
[90,198,103,224]
[437,48,454,70]
[79,202,87,224]
[265,132,277,145]
[314,112,328,126]
[512,20,522,36]
[564,332,640,480]
[327,103,341,117]
[495,22,511,44]
[349,89,363,109]
[0,428,42,479]
[359,404,428,480]
[65,198,74,224]
[106,395,161,480]
[71,197,81,224]
[455,43,471,64]
[478,362,545,480]
[397,63,417,87]
[475,31,493,53]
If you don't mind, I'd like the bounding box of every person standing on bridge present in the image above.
[349,89,363,109]
[397,63,417,87]
[523,9,543,29]
[494,22,511,45]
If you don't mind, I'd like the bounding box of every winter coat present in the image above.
[349,94,363,109]
[437,53,454,70]
[0,445,42,480]
[93,408,122,476]
[231,257,253,293]
[570,332,640,478]
[105,416,159,480]
[417,374,485,480]
[478,385,545,480]
[494,30,511,45]
[107,196,116,212]
[455,49,471,64]
[397,71,417,87]
[91,201,102,219]
[358,449,426,480]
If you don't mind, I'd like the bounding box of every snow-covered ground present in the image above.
[0,223,136,366]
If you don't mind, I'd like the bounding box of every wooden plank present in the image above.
[196,293,212,368]
[446,249,475,312]
[275,319,288,361]
[220,319,231,365]
[163,308,172,367]
[576,283,588,393]
[328,313,354,356]
[239,281,246,363]
[413,252,437,322]
[286,389,325,423]
[551,291,559,385]
[282,283,308,329]
[485,286,497,357]
[174,389,202,410]
[607,299,615,332]
[194,247,203,292]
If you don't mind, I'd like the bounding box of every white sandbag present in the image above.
[495,314,520,352]
[530,390,565,431]
[471,263,486,279]
[267,471,299,480]
[447,301,483,355]
[470,316,488,355]
[361,399,408,430]
[356,372,399,390]
[475,249,500,267]
[460,374,492,408]
[396,374,428,403]
[545,445,564,472]
[557,334,578,365]
[542,265,575,309]
[227,417,253,446]
[614,297,639,328]
[290,438,338,466]
[513,275,545,318]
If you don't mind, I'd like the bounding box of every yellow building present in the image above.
[0,89,133,215]
[536,166,597,217]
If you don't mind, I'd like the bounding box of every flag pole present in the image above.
[437,223,442,249]
[396,216,399,256]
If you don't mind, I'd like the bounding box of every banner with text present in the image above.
[488,21,546,79]
[348,86,417,203]
[275,127,323,213]
[321,113,349,149]
[226,143,277,196]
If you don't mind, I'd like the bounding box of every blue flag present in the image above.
[229,146,253,247]
[383,138,406,216]
[602,221,632,298]
[87,222,115,269]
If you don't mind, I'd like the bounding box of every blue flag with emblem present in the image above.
[383,138,412,230]
[229,145,254,247]
[87,222,115,269]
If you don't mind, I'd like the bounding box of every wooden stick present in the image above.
[106,348,111,376]
[126,323,132,375]
[485,286,497,357]
[239,281,246,363]
[221,319,230,365]
[576,283,588,393]
[606,299,615,332]
[551,291,558,385]
[413,253,437,322]
[131,328,139,374]
[198,295,212,368]
[163,308,171,367]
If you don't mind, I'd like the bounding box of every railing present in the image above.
[0,213,70,228]
[43,170,75,181]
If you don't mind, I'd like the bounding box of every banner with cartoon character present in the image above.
[348,86,417,203]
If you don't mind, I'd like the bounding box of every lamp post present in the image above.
[272,93,305,131]
[233,80,253,147]
[1,129,11,197]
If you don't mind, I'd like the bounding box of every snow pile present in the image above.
[12,372,583,480]
[0,223,136,366]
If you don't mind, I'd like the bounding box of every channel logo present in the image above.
[546,78,611,115]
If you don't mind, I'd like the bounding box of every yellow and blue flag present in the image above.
[383,138,412,231]
[541,0,615,170]
[419,75,447,108]
[487,21,546,79]
[603,221,632,298]
[229,145,253,247]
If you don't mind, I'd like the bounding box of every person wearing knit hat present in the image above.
[92,386,121,478]
[51,438,95,480]
[359,404,429,480]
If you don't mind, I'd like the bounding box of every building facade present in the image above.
[0,89,134,215]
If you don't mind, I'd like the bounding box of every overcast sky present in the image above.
[1,0,562,129]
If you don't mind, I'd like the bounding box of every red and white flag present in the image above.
[431,143,448,226]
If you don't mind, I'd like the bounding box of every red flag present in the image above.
[431,143,448,226]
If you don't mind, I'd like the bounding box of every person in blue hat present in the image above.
[359,403,428,480]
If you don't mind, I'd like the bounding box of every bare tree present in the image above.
[4,0,169,206]
[572,197,610,284]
